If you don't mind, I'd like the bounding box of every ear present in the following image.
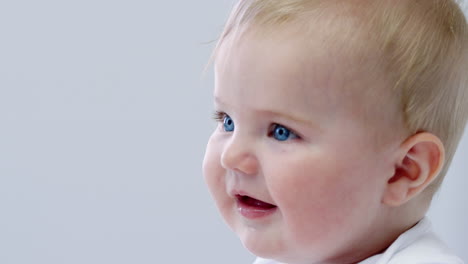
[382,132,445,207]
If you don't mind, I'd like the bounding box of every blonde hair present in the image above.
[210,0,468,191]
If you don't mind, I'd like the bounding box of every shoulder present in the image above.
[387,233,464,264]
[384,218,464,264]
[252,257,281,264]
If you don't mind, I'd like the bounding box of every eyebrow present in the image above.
[214,96,321,130]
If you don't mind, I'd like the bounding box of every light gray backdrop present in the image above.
[0,0,466,263]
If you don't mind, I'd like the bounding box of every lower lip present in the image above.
[236,201,277,219]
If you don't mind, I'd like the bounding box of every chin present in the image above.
[239,233,288,261]
[243,237,332,264]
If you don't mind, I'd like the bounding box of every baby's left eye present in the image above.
[270,124,299,141]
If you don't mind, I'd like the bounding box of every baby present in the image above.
[202,0,468,263]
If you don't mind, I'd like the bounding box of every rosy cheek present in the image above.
[203,138,225,198]
[268,159,358,243]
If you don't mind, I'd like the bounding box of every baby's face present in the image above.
[203,30,399,263]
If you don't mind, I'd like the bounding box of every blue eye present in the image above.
[223,115,235,132]
[272,124,297,141]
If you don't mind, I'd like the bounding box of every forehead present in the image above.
[214,27,368,119]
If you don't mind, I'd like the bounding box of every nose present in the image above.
[220,134,258,175]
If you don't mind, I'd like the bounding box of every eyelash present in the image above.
[212,111,301,140]
[212,110,226,123]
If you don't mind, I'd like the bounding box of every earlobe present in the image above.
[382,132,445,207]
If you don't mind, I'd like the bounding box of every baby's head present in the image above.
[203,0,468,263]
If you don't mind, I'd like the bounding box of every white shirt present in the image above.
[253,218,464,264]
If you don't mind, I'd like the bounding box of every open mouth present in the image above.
[236,195,277,209]
[235,195,277,219]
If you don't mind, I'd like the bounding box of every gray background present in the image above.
[0,0,466,263]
